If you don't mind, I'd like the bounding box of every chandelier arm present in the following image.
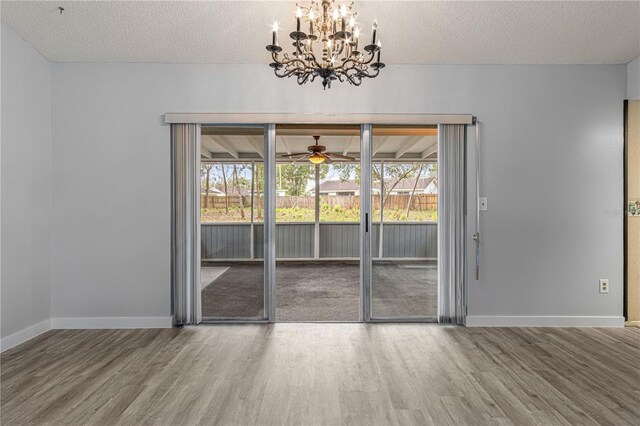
[296,42,322,69]
[296,43,318,70]
[277,57,311,68]
[306,51,322,69]
[361,68,381,79]
[334,69,355,85]
[274,67,304,79]
[339,53,369,68]
[360,51,377,65]
[342,72,363,86]
[297,72,312,85]
[346,67,368,81]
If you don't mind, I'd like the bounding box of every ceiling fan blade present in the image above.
[320,153,333,164]
[325,153,356,161]
[281,153,309,158]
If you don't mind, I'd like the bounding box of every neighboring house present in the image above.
[205,186,285,197]
[201,187,225,196]
[385,177,437,195]
[312,178,437,196]
[312,180,366,196]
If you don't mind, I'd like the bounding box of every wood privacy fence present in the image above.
[201,194,437,211]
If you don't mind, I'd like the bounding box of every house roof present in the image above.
[387,177,437,191]
[317,180,360,193]
[317,177,436,193]
[201,187,225,195]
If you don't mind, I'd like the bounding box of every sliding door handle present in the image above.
[365,213,369,233]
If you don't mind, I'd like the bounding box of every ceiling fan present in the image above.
[281,135,356,164]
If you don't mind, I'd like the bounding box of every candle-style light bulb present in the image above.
[354,27,360,50]
[309,9,315,35]
[340,4,347,32]
[349,16,355,29]
[371,19,378,44]
[332,9,339,20]
[296,7,302,32]
[272,21,279,45]
[376,40,381,62]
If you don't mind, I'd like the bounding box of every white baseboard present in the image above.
[0,319,52,353]
[51,316,173,329]
[466,315,625,327]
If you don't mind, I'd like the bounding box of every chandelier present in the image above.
[266,0,384,89]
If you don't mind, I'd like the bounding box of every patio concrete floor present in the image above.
[201,260,437,321]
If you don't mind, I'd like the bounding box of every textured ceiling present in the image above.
[2,1,639,64]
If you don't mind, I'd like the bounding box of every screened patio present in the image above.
[200,125,438,321]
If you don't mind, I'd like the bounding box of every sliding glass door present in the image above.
[274,125,361,322]
[199,125,269,321]
[196,122,439,323]
[362,125,439,322]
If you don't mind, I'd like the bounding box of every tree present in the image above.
[405,164,424,219]
[277,163,329,196]
[377,164,419,209]
[254,163,264,220]
[219,164,229,213]
[332,163,360,184]
[201,164,214,208]
[232,164,249,219]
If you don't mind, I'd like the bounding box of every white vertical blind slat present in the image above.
[437,124,467,325]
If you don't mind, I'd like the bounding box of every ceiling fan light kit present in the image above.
[267,0,384,89]
[281,135,356,164]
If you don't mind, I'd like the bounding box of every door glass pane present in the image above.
[275,125,361,321]
[200,126,265,319]
[370,126,439,319]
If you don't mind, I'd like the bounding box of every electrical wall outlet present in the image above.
[599,279,609,294]
[479,197,488,211]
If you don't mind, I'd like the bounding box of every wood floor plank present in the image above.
[1,325,639,426]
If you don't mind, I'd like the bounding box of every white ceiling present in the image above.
[2,1,638,65]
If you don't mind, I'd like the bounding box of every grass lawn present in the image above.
[201,206,437,223]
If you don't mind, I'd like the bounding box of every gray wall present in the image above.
[628,57,640,100]
[1,24,52,339]
[49,61,626,322]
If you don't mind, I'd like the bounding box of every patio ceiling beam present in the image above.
[201,147,214,159]
[394,136,424,159]
[280,136,292,155]
[245,136,264,158]
[206,135,239,159]
[421,141,438,158]
[372,136,390,156]
[343,136,356,156]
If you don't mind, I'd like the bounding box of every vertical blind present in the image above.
[437,124,467,324]
[171,124,202,326]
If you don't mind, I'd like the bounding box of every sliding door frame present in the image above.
[198,124,272,324]
[168,113,473,324]
[360,124,373,322]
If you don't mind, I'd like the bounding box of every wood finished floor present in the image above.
[1,325,639,425]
